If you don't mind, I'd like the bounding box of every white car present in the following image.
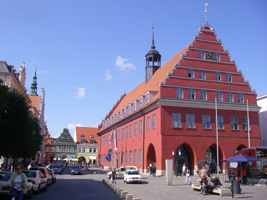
[30,167,52,185]
[107,166,138,179]
[0,171,33,198]
[23,170,47,193]
[123,170,142,184]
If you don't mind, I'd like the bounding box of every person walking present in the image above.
[185,169,192,185]
[149,164,152,176]
[8,165,28,200]
[111,168,116,184]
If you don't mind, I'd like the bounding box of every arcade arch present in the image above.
[205,144,223,173]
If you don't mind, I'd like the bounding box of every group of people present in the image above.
[199,174,222,195]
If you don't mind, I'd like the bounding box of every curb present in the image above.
[102,179,141,200]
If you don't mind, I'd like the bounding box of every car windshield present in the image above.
[71,166,80,169]
[23,171,36,178]
[52,165,60,168]
[0,173,11,181]
[128,171,139,175]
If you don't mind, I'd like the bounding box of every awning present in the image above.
[89,156,96,160]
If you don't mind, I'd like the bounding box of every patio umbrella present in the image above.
[221,154,260,181]
[63,158,69,161]
[53,157,61,161]
[221,154,260,162]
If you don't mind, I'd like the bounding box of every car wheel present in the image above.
[28,188,33,199]
[37,185,41,194]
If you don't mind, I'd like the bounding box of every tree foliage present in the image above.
[0,80,42,159]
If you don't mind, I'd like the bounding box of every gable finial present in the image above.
[205,3,208,23]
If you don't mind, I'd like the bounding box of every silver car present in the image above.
[22,170,47,193]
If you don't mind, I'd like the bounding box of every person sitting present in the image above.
[211,175,222,187]
[200,175,208,194]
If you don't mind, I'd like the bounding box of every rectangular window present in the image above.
[56,147,59,152]
[226,73,232,82]
[217,116,224,130]
[216,91,223,102]
[152,114,156,130]
[139,120,143,134]
[199,50,205,59]
[215,52,220,61]
[130,124,133,137]
[242,117,249,130]
[228,92,233,102]
[122,128,124,139]
[139,150,142,164]
[119,130,121,140]
[188,89,195,99]
[121,152,124,164]
[65,147,69,152]
[230,116,239,130]
[125,151,128,164]
[82,147,85,153]
[134,150,137,164]
[176,88,183,98]
[216,72,221,81]
[200,90,207,100]
[238,93,244,103]
[70,147,74,152]
[134,123,137,135]
[78,147,81,152]
[126,127,128,138]
[60,147,64,152]
[186,114,195,128]
[147,117,150,131]
[118,152,120,164]
[93,148,96,153]
[129,151,132,164]
[188,69,194,78]
[172,113,181,128]
[51,147,55,152]
[202,115,211,129]
[46,147,50,152]
[200,70,206,79]
[89,148,92,153]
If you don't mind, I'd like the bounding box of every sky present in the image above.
[1,0,266,138]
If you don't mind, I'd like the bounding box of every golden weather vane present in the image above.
[205,3,208,23]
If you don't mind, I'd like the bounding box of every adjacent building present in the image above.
[54,128,77,160]
[257,94,267,146]
[97,23,261,175]
[74,127,99,164]
[44,130,56,163]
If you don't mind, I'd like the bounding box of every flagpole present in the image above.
[247,99,251,148]
[215,97,219,177]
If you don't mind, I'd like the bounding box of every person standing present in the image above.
[185,169,192,185]
[149,164,152,176]
[182,164,186,176]
[8,165,28,200]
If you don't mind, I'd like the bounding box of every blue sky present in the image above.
[1,0,266,138]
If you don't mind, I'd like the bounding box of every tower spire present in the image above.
[151,25,155,49]
[30,66,38,96]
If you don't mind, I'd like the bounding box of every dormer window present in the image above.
[139,96,144,108]
[89,139,95,144]
[146,92,150,104]
[89,135,94,138]
[133,100,138,111]
[120,110,123,119]
[128,103,132,114]
[81,135,85,138]
[124,107,127,117]
[80,139,86,144]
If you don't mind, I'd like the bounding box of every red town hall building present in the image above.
[97,23,261,175]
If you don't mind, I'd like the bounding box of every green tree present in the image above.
[0,80,42,161]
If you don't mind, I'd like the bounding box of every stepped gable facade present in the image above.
[97,23,261,175]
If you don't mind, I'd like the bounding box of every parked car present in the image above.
[0,171,33,198]
[58,161,66,169]
[48,169,56,183]
[123,170,142,184]
[107,166,138,179]
[22,170,47,194]
[70,165,82,175]
[30,167,52,185]
[51,164,63,174]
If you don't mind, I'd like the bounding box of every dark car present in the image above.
[51,164,63,174]
[70,165,82,175]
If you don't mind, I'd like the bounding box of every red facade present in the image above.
[97,23,261,175]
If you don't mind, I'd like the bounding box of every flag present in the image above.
[109,130,113,148]
[114,128,118,151]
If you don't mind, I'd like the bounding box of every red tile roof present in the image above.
[76,127,99,144]
[100,45,188,131]
[28,95,41,111]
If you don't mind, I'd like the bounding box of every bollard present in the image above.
[121,191,128,199]
[126,194,133,200]
[117,188,123,196]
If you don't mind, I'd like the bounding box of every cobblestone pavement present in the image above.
[88,167,267,200]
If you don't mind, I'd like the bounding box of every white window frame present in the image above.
[172,113,181,128]
[188,69,194,78]
[226,73,232,82]
[217,116,224,130]
[189,89,195,99]
[238,93,244,103]
[200,90,207,100]
[217,91,223,102]
[199,50,205,59]
[228,92,233,102]
[139,120,143,134]
[152,114,156,130]
[200,70,206,79]
[176,88,183,98]
[215,52,220,61]
[230,116,239,130]
[216,72,221,81]
[186,114,195,128]
[147,117,150,131]
[202,115,211,129]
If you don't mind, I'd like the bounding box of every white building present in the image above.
[257,94,267,146]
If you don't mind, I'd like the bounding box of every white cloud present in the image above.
[115,56,136,71]
[74,87,85,99]
[67,123,83,132]
[105,70,113,80]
